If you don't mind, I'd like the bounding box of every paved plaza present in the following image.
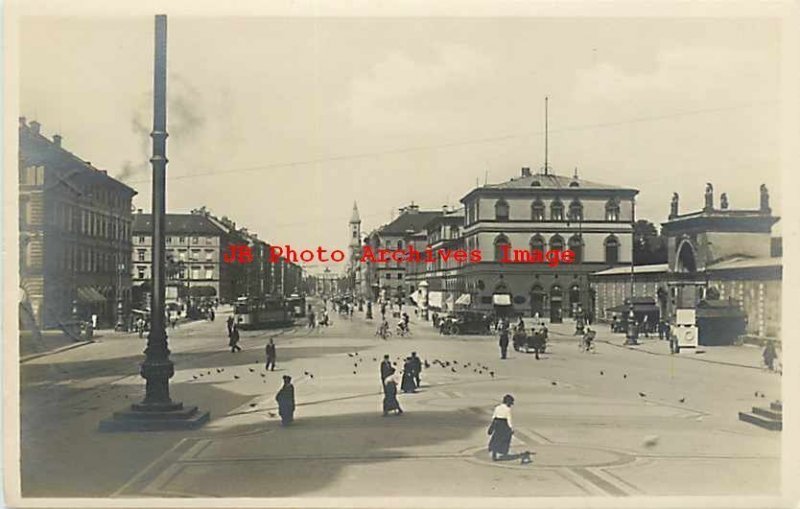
[21,303,782,498]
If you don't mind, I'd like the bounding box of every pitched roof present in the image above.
[19,119,137,195]
[484,172,631,191]
[132,213,228,235]
[707,256,781,271]
[378,210,443,235]
[592,263,668,276]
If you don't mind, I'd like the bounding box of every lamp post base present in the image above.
[99,402,209,432]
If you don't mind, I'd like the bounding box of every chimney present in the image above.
[442,205,449,213]
[521,167,531,177]
[53,134,62,147]
[30,120,41,134]
[19,117,27,127]
[137,208,143,214]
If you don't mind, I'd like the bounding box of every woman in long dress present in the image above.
[488,394,515,460]
[275,375,295,426]
[383,369,403,416]
[400,358,417,393]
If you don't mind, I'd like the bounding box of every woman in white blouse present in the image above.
[487,394,514,461]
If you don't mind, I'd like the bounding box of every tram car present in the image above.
[233,296,293,329]
[285,294,307,318]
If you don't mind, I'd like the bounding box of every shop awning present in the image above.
[607,303,659,313]
[492,294,512,306]
[455,294,471,306]
[428,291,443,309]
[77,287,106,303]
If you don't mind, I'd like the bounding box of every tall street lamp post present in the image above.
[100,15,209,431]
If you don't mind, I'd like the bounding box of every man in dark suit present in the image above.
[265,338,277,371]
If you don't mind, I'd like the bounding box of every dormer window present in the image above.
[531,180,541,187]
[569,181,580,187]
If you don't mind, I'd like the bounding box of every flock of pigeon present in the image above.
[343,351,498,380]
[189,364,277,384]
[184,353,707,406]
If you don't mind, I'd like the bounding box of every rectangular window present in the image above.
[178,249,187,261]
[205,266,214,279]
[179,236,186,243]
[167,236,173,244]
[205,249,213,261]
[192,236,199,244]
[137,266,146,279]
[191,266,201,280]
[137,249,146,262]
[191,249,200,261]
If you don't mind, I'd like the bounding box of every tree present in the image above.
[633,220,667,265]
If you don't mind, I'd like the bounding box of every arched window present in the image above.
[550,199,564,221]
[604,235,620,263]
[495,199,510,221]
[494,234,510,261]
[531,198,545,221]
[549,234,564,252]
[529,234,545,253]
[605,198,621,222]
[568,234,583,262]
[568,199,583,222]
[397,240,403,249]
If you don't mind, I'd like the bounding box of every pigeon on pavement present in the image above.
[679,397,685,403]
[638,392,646,398]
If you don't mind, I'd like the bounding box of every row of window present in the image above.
[41,245,128,273]
[467,198,622,224]
[135,265,216,280]
[18,197,132,241]
[136,235,217,245]
[136,248,216,263]
[492,233,620,263]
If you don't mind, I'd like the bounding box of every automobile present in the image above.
[444,310,492,335]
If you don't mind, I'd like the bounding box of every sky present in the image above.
[19,16,784,271]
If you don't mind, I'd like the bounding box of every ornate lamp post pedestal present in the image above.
[100,15,209,432]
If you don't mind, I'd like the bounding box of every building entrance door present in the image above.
[530,285,545,317]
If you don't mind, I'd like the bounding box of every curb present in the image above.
[599,339,763,370]
[21,339,95,363]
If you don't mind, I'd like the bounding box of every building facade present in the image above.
[404,206,465,312]
[132,209,248,304]
[457,167,637,320]
[362,203,442,302]
[19,118,137,329]
[591,185,781,342]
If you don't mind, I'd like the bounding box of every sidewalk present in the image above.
[601,332,766,370]
[544,321,770,370]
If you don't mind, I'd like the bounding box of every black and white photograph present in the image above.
[3,1,799,507]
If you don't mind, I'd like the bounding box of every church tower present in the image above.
[348,202,362,294]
